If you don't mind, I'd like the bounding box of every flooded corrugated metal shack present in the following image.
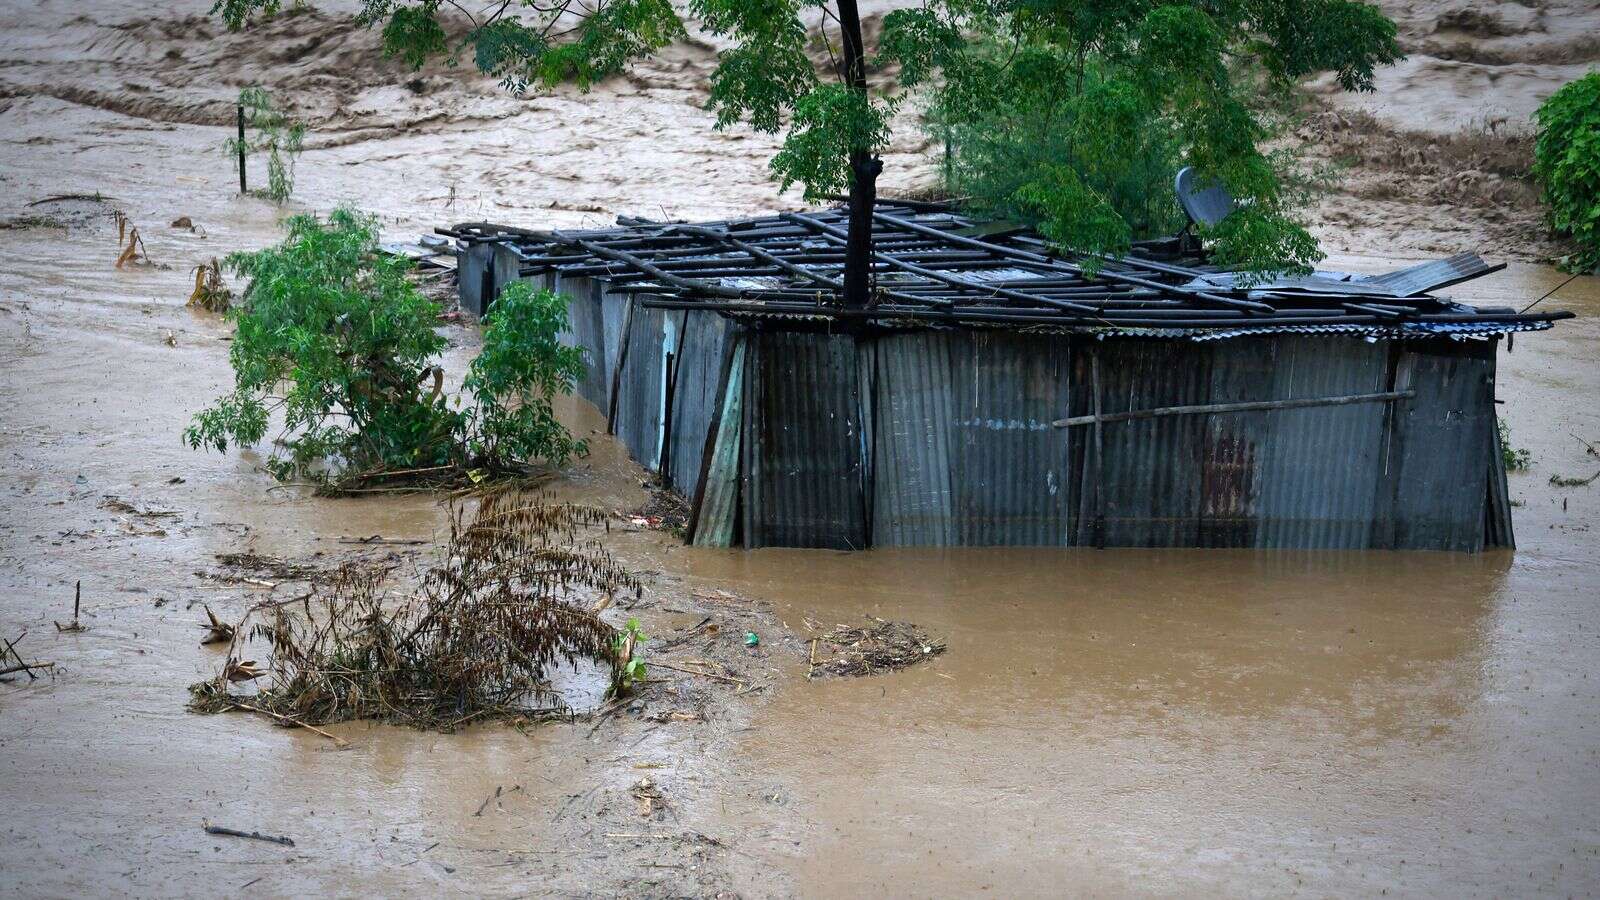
[444,205,1568,552]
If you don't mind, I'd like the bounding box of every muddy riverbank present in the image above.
[3,0,1600,895]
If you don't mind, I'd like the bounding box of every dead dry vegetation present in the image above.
[190,488,642,731]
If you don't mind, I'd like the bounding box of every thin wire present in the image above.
[1520,270,1582,313]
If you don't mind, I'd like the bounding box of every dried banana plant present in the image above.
[112,209,149,269]
[187,258,231,312]
[190,487,642,730]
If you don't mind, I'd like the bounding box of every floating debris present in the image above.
[632,777,667,819]
[223,658,265,682]
[211,552,324,582]
[187,258,232,312]
[807,616,946,679]
[99,495,180,519]
[199,605,235,645]
[0,632,53,680]
[629,481,690,534]
[202,820,294,847]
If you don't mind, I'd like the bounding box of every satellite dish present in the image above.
[1175,166,1237,228]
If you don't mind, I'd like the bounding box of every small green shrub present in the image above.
[611,617,648,696]
[1532,72,1600,273]
[1498,417,1531,472]
[226,87,306,204]
[465,281,588,470]
[185,208,586,491]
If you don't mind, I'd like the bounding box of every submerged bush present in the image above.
[190,490,644,729]
[1532,72,1600,273]
[184,208,586,490]
[465,281,588,470]
[226,87,306,204]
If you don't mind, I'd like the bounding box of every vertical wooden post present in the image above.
[1092,349,1106,550]
[236,104,247,195]
[661,349,676,488]
[606,296,636,435]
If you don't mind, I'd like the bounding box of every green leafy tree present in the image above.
[185,209,586,490]
[209,0,1400,290]
[1532,71,1600,274]
[894,1,1398,273]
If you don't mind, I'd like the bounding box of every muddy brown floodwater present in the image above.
[3,1,1600,896]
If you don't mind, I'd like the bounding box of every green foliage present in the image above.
[922,1,1396,275]
[209,0,1402,277]
[225,87,306,204]
[1249,0,1401,91]
[611,617,648,695]
[769,84,896,198]
[464,281,589,470]
[183,209,448,482]
[1532,72,1600,274]
[933,49,1187,253]
[185,209,586,490]
[1498,417,1531,472]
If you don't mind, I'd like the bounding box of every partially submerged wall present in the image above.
[491,260,1511,551]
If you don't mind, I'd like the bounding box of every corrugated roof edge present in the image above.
[694,311,1557,342]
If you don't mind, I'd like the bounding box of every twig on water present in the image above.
[586,695,628,737]
[474,784,522,816]
[0,661,55,678]
[221,698,350,748]
[476,785,501,817]
[650,661,743,685]
[1549,469,1600,487]
[337,535,427,546]
[202,820,296,847]
[1,633,52,680]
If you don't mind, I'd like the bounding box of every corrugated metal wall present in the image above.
[1197,338,1269,547]
[600,291,630,412]
[1380,339,1496,551]
[504,278,731,504]
[613,300,667,471]
[725,331,1501,550]
[491,244,524,311]
[481,263,1509,552]
[743,331,867,549]
[1076,340,1211,547]
[664,311,730,497]
[690,336,746,548]
[953,333,1076,545]
[1248,336,1391,549]
[1485,411,1515,549]
[552,275,609,409]
[457,243,496,316]
[872,332,958,545]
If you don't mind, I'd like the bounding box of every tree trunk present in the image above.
[836,0,879,309]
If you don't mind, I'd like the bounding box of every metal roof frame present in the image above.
[439,203,1572,336]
